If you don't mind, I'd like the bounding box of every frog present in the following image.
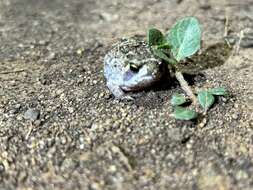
[104,37,164,99]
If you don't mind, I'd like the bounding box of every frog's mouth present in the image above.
[121,66,160,91]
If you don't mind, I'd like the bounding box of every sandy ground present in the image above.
[0,0,253,189]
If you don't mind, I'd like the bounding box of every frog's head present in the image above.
[121,60,163,91]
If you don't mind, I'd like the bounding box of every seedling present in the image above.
[173,106,198,120]
[197,90,215,113]
[147,17,228,120]
[170,94,187,106]
[197,87,227,114]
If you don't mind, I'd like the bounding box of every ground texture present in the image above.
[0,0,253,189]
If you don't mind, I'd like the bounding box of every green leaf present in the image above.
[171,94,187,106]
[156,43,171,49]
[152,48,175,64]
[198,91,215,111]
[167,17,201,61]
[147,28,165,47]
[173,106,198,120]
[208,87,227,96]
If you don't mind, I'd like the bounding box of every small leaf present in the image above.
[157,43,171,49]
[208,87,227,96]
[152,48,174,64]
[198,91,215,111]
[171,94,187,106]
[167,17,201,61]
[173,106,198,120]
[147,28,165,47]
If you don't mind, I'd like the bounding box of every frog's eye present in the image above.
[129,64,140,72]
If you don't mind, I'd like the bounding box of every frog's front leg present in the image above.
[106,81,134,100]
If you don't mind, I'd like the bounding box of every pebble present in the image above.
[199,118,207,128]
[68,107,74,113]
[47,52,56,60]
[0,163,5,173]
[15,104,21,110]
[38,40,48,46]
[9,104,21,114]
[234,104,239,109]
[34,120,42,126]
[108,165,117,173]
[76,48,84,55]
[24,108,40,121]
[232,113,239,120]
[60,136,67,145]
[221,97,227,103]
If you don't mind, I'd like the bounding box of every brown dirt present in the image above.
[0,0,253,189]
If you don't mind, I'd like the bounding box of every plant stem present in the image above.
[175,71,197,105]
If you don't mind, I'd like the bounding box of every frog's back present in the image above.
[104,37,152,81]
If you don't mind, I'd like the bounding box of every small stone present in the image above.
[47,52,56,60]
[38,40,48,45]
[56,89,64,95]
[108,165,117,173]
[79,143,85,150]
[199,118,207,128]
[100,12,119,22]
[9,104,21,114]
[60,136,67,145]
[234,104,239,108]
[221,97,227,103]
[24,108,40,121]
[90,182,101,190]
[232,113,239,120]
[34,120,42,126]
[99,92,105,98]
[0,163,5,173]
[15,104,21,110]
[186,143,192,149]
[68,107,74,113]
[76,48,84,55]
[18,43,24,48]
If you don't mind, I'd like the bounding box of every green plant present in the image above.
[173,106,198,120]
[147,17,228,120]
[170,94,187,106]
[197,87,227,114]
[170,87,227,120]
[148,17,201,63]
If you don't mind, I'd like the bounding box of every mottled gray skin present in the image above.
[104,37,163,99]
